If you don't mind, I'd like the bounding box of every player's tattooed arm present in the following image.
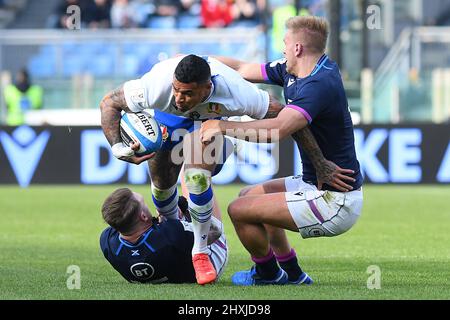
[100,85,131,146]
[293,128,356,192]
[263,95,284,119]
[100,85,154,164]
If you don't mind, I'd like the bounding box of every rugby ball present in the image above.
[120,111,163,156]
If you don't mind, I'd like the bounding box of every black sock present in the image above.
[276,249,303,281]
[252,249,281,279]
[279,258,303,281]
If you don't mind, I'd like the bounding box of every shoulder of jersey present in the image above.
[269,58,287,67]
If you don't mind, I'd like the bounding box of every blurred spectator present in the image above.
[50,0,93,29]
[270,0,296,58]
[304,0,326,17]
[200,0,234,28]
[3,69,43,126]
[232,0,266,27]
[435,7,450,25]
[111,0,137,28]
[129,0,156,27]
[86,0,112,29]
[153,0,180,16]
[230,0,260,27]
[180,0,201,15]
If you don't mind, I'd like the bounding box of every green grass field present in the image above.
[0,185,449,300]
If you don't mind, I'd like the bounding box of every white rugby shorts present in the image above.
[208,233,228,280]
[181,216,228,280]
[206,216,228,280]
[284,176,363,239]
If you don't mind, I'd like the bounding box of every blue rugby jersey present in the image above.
[262,55,363,191]
[100,220,196,283]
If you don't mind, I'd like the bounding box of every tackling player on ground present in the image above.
[100,182,227,284]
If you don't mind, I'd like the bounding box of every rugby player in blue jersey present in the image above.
[201,16,364,286]
[100,183,227,284]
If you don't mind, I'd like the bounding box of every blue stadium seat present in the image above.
[99,44,116,56]
[62,54,86,76]
[221,42,245,56]
[87,54,114,77]
[61,41,79,55]
[147,16,176,29]
[177,15,202,29]
[78,42,104,55]
[122,54,140,77]
[39,44,58,58]
[28,55,56,78]
[179,43,212,56]
[124,43,151,59]
[122,42,140,54]
[229,20,259,28]
[179,43,199,54]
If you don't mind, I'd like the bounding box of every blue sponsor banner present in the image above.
[0,125,449,186]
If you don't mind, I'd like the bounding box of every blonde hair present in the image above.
[286,16,329,54]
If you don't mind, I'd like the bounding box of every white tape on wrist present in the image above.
[111,142,134,159]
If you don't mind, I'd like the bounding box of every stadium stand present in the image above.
[0,0,28,28]
[1,0,449,123]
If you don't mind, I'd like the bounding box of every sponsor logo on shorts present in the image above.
[309,228,325,237]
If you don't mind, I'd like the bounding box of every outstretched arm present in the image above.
[213,56,265,83]
[200,109,356,191]
[201,107,307,143]
[100,85,153,164]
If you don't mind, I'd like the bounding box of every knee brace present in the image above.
[184,168,211,195]
[151,184,177,201]
[151,184,179,220]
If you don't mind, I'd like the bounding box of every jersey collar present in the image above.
[202,75,217,103]
[119,226,154,248]
[310,54,329,77]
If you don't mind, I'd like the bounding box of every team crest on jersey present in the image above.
[129,88,146,107]
[159,124,169,142]
[207,103,222,115]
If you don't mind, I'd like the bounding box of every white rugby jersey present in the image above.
[123,56,269,120]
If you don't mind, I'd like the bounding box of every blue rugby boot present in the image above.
[289,272,313,285]
[231,266,288,286]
